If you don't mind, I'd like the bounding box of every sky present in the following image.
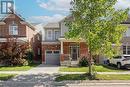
[8,0,130,23]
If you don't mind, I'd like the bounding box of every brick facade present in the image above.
[61,42,89,61]
[0,14,42,63]
[0,14,26,37]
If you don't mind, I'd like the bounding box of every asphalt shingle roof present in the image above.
[44,23,60,29]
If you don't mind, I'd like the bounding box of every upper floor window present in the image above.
[55,31,60,40]
[47,30,52,40]
[9,25,18,35]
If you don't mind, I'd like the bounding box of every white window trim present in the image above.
[54,30,60,40]
[9,25,18,35]
[47,30,53,40]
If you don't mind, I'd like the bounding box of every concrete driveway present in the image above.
[25,64,60,74]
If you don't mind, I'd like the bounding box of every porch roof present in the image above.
[58,37,85,42]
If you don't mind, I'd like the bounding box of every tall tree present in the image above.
[66,0,129,77]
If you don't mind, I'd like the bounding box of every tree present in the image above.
[0,36,30,66]
[65,0,129,77]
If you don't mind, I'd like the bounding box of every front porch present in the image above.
[59,39,89,66]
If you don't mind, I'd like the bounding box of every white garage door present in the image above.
[45,50,60,65]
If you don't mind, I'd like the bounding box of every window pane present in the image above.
[123,46,126,54]
[55,31,60,40]
[54,51,60,54]
[127,46,130,54]
[9,25,18,35]
[47,30,52,40]
[46,51,52,54]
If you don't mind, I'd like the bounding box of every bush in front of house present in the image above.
[0,37,33,66]
[79,56,89,67]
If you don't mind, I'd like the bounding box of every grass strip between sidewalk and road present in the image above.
[0,74,16,81]
[55,74,130,81]
[0,63,39,71]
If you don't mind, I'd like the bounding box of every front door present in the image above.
[70,46,79,61]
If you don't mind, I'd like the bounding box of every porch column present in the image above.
[60,41,64,61]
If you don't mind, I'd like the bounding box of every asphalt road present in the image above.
[1,80,130,87]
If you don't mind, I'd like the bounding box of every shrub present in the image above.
[0,37,32,66]
[79,56,89,67]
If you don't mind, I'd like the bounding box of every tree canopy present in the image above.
[66,0,129,57]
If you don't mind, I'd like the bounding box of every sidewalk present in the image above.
[1,71,130,75]
[60,71,130,74]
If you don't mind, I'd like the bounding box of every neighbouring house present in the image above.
[0,13,42,63]
[42,15,130,66]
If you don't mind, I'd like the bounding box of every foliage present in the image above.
[66,0,129,58]
[79,56,89,67]
[0,37,31,66]
[65,0,129,76]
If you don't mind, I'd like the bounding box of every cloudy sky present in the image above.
[13,0,130,24]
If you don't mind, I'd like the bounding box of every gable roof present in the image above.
[0,13,35,30]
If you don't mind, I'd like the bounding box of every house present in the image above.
[42,15,130,66]
[42,20,90,66]
[0,13,42,63]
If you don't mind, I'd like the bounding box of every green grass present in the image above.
[55,74,130,81]
[0,74,16,81]
[97,74,130,80]
[0,64,39,71]
[59,65,126,72]
[55,74,88,81]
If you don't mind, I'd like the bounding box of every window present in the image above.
[128,46,130,54]
[123,46,126,54]
[54,51,60,54]
[9,25,18,35]
[47,30,52,40]
[123,46,130,55]
[55,31,60,40]
[46,51,52,54]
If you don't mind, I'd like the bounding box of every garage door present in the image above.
[45,50,60,65]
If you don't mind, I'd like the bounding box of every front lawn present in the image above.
[0,63,39,71]
[55,74,130,81]
[0,74,16,81]
[59,65,126,72]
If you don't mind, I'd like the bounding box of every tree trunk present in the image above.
[89,53,92,76]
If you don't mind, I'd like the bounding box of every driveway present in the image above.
[25,64,60,74]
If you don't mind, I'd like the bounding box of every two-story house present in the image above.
[0,13,42,63]
[42,20,89,66]
[42,15,130,66]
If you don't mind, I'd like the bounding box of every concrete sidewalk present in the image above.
[60,71,130,74]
